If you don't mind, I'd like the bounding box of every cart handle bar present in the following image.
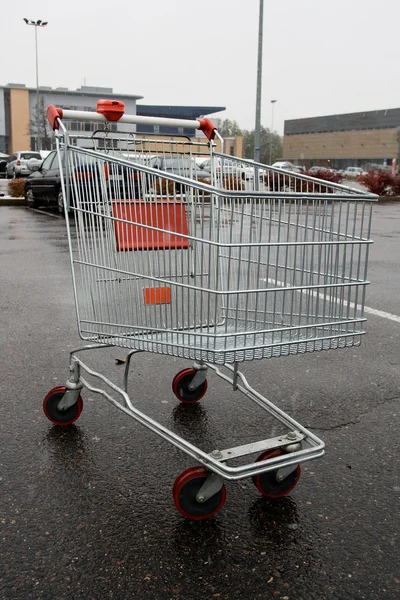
[47,100,217,141]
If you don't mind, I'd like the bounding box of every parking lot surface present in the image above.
[1,205,399,600]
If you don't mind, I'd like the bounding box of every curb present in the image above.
[1,197,399,207]
[0,197,26,206]
[378,196,400,203]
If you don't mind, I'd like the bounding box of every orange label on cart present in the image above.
[112,200,189,252]
[143,286,171,305]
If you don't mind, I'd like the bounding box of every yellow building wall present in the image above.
[9,89,31,153]
[135,135,225,155]
[221,136,243,157]
[283,129,399,160]
[134,135,243,158]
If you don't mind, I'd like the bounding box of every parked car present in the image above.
[24,150,142,213]
[0,159,7,179]
[149,156,211,181]
[194,156,210,168]
[308,166,338,175]
[271,161,298,172]
[309,166,327,174]
[6,151,42,178]
[343,166,367,178]
[200,157,254,181]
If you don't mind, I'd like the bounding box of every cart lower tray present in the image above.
[80,322,364,363]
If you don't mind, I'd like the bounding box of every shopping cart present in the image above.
[43,100,377,519]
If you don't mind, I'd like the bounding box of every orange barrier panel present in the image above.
[143,286,171,305]
[112,200,189,252]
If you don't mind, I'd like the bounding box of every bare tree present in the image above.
[28,97,53,151]
[243,127,282,165]
[217,119,283,164]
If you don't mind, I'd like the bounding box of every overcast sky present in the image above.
[2,0,400,134]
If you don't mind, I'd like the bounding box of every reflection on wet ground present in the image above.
[1,206,399,599]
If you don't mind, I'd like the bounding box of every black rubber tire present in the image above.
[25,188,40,209]
[252,449,301,498]
[172,369,208,404]
[43,386,83,426]
[173,467,226,520]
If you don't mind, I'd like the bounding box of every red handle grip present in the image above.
[47,105,63,130]
[198,118,217,141]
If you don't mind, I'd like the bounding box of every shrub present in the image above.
[263,168,343,193]
[306,169,343,184]
[263,171,286,191]
[151,178,178,196]
[390,174,400,196]
[358,170,393,195]
[8,178,26,198]
[223,175,244,190]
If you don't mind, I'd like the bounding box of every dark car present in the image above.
[0,159,7,179]
[24,150,142,213]
[148,156,211,182]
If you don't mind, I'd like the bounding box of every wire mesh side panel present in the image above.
[66,146,374,364]
[71,133,212,182]
[67,147,221,356]
[213,195,373,362]
[209,152,365,196]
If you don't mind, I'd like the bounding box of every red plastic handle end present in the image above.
[96,99,125,122]
[198,118,217,141]
[47,105,63,130]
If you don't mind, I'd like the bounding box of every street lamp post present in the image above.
[254,0,264,166]
[269,99,277,165]
[23,18,48,151]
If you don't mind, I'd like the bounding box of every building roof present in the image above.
[1,84,143,101]
[136,104,225,119]
[285,108,400,136]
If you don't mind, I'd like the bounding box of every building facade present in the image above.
[283,108,400,170]
[0,83,225,155]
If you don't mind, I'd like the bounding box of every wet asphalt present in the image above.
[0,205,399,600]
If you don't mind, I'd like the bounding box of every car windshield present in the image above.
[21,153,41,160]
[163,158,196,169]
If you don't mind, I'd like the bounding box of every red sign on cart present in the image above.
[112,200,190,252]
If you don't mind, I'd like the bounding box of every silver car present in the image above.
[201,157,254,180]
[6,151,42,178]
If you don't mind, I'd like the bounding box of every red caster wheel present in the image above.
[173,467,226,520]
[172,368,208,404]
[43,386,83,426]
[252,449,301,499]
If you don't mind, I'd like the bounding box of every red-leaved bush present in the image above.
[8,179,26,198]
[305,169,343,184]
[358,170,393,196]
[263,168,400,195]
[390,174,400,196]
[263,169,342,193]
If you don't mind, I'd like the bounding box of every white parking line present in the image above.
[363,306,400,324]
[29,208,62,219]
[261,278,400,324]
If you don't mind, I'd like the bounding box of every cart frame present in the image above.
[41,101,376,518]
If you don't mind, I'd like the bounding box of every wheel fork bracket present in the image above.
[57,377,84,412]
[188,362,208,392]
[196,473,224,503]
[276,464,298,482]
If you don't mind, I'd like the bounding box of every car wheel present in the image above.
[57,189,65,216]
[25,188,40,209]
